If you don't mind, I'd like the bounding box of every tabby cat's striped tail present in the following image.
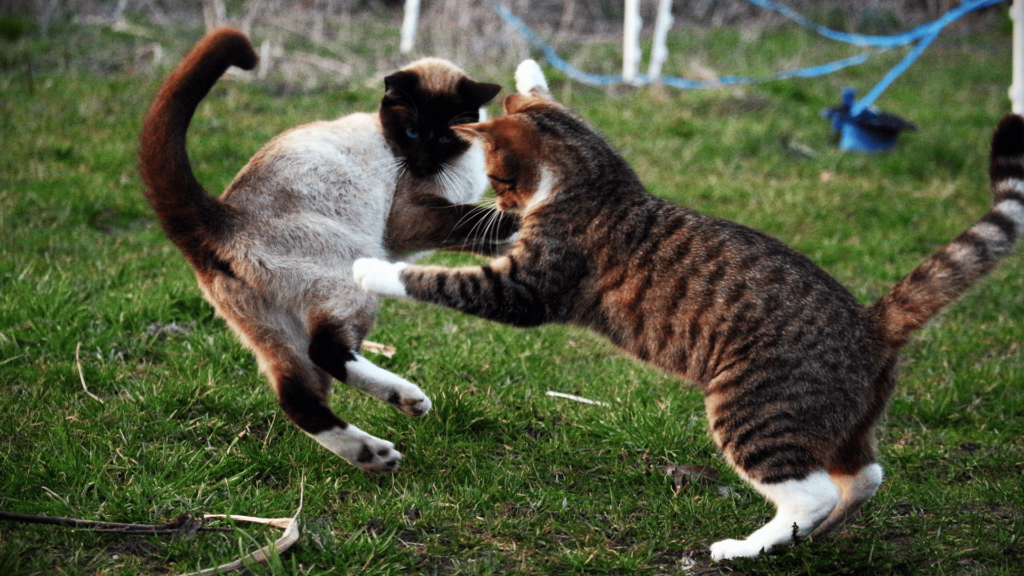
[139,27,257,272]
[871,114,1024,349]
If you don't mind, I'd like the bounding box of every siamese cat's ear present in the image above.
[382,70,418,106]
[458,79,502,108]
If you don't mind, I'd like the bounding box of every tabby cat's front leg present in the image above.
[353,256,550,327]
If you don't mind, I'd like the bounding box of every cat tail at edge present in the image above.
[138,28,258,272]
[869,114,1024,349]
[515,59,551,99]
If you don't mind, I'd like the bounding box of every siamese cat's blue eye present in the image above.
[406,127,418,139]
[439,135,452,144]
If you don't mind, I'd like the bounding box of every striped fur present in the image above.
[139,28,515,472]
[355,78,1023,555]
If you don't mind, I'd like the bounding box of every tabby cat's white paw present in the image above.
[353,258,408,297]
[709,538,765,561]
[515,59,549,97]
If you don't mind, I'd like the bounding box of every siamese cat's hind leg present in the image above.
[345,354,432,416]
[274,359,404,473]
[308,312,432,417]
[210,279,403,472]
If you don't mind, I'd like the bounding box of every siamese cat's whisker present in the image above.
[446,162,476,201]
[437,165,458,197]
[364,158,405,184]
[366,156,404,175]
[444,163,472,203]
[448,112,479,126]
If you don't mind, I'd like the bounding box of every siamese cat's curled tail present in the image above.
[139,27,257,274]
[870,115,1024,349]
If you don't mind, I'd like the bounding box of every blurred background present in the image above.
[0,0,1006,94]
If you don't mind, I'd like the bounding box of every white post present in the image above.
[259,38,270,79]
[623,0,643,85]
[400,0,421,53]
[1011,0,1024,113]
[648,0,673,82]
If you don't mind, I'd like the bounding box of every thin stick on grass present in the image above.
[0,511,232,534]
[181,474,305,576]
[75,342,103,404]
[546,390,610,407]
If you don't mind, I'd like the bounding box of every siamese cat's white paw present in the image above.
[353,258,408,297]
[346,355,432,417]
[312,425,403,473]
[390,383,432,417]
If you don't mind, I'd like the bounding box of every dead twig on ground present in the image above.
[0,511,232,535]
[75,342,103,404]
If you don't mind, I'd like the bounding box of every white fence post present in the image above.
[1011,0,1024,113]
[400,0,421,53]
[648,0,673,82]
[623,0,643,85]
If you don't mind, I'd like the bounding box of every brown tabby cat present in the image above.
[139,28,517,472]
[353,61,1024,559]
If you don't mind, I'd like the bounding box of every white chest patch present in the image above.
[526,167,555,211]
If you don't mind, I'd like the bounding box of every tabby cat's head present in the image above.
[452,94,568,212]
[380,58,501,178]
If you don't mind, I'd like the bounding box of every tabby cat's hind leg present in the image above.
[710,471,839,561]
[811,464,884,537]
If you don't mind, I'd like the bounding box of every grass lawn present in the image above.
[1,9,1022,575]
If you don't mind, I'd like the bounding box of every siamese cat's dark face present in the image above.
[380,59,501,179]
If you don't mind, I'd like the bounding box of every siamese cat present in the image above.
[139,27,517,471]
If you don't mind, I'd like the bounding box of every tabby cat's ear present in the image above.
[502,94,531,114]
[451,122,491,145]
[458,79,502,108]
[382,70,418,106]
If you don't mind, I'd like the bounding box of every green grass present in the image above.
[1,12,1022,576]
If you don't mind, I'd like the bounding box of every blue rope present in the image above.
[493,3,879,87]
[492,0,1004,104]
[744,0,1000,48]
[746,0,1003,114]
[850,24,942,116]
